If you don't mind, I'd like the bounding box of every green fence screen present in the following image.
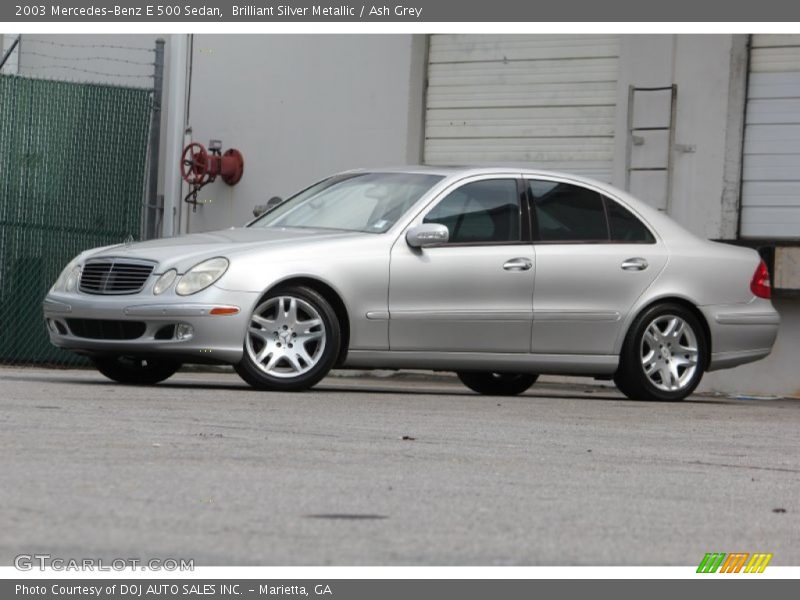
[0,74,153,365]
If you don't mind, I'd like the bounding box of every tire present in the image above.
[457,371,538,396]
[235,285,341,391]
[614,302,707,401]
[91,356,181,385]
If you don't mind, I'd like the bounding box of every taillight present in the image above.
[750,259,771,299]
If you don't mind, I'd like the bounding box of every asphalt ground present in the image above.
[1,366,798,566]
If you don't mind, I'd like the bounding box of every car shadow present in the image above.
[318,383,725,405]
[0,372,771,406]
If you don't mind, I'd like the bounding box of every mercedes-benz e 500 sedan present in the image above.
[44,167,779,401]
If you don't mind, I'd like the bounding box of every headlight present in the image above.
[175,257,229,296]
[64,265,81,292]
[50,261,81,293]
[153,269,177,295]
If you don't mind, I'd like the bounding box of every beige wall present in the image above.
[183,34,427,233]
[612,34,748,240]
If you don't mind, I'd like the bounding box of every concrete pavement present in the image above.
[1,367,798,565]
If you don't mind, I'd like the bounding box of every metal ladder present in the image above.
[624,85,678,212]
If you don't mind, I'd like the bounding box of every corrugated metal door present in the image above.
[423,35,620,182]
[742,35,800,239]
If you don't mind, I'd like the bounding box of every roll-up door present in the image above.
[742,34,800,239]
[423,35,620,182]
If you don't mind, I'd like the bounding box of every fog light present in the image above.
[175,323,194,341]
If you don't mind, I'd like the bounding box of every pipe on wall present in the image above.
[162,34,189,238]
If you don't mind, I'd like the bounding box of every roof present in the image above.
[341,165,701,246]
[345,165,613,188]
[352,164,596,178]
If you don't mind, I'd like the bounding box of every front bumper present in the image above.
[42,287,259,364]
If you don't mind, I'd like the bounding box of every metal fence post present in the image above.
[0,35,20,71]
[143,38,165,239]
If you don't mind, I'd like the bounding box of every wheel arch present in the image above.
[259,276,351,366]
[621,296,712,368]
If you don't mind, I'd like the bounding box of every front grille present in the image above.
[66,319,146,340]
[79,258,154,295]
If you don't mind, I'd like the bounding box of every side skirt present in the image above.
[343,350,618,375]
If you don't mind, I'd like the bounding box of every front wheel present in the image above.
[235,286,341,391]
[91,356,182,385]
[457,372,538,396]
[614,303,707,401]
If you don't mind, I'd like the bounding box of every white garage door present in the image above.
[423,35,620,182]
[742,35,800,239]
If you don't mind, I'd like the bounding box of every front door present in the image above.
[389,177,535,353]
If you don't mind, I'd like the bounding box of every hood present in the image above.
[84,227,362,271]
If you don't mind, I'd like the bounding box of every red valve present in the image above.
[220,148,244,185]
[181,142,210,185]
[180,140,245,212]
[180,141,244,186]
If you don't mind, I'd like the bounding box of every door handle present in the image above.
[503,258,533,271]
[621,257,649,271]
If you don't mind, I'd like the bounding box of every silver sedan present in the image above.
[43,167,780,401]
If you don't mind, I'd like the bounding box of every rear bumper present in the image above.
[42,287,259,364]
[701,299,780,371]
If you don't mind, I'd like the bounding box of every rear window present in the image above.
[529,180,608,242]
[607,199,656,243]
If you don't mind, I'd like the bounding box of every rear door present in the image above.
[528,178,668,355]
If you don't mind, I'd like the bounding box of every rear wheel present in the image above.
[614,303,707,401]
[91,356,182,385]
[235,285,341,391]
[457,372,538,396]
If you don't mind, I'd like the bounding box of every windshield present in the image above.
[249,172,444,233]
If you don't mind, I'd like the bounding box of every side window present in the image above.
[606,199,656,243]
[529,180,608,242]
[424,179,521,244]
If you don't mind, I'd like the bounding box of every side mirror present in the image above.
[406,223,449,248]
[252,196,284,217]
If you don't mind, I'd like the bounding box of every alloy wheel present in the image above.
[245,295,326,378]
[640,314,699,392]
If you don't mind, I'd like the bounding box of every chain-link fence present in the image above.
[0,74,153,365]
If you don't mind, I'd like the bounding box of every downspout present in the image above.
[162,34,189,238]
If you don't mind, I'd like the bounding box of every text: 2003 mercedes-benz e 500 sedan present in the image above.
[44,167,779,401]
